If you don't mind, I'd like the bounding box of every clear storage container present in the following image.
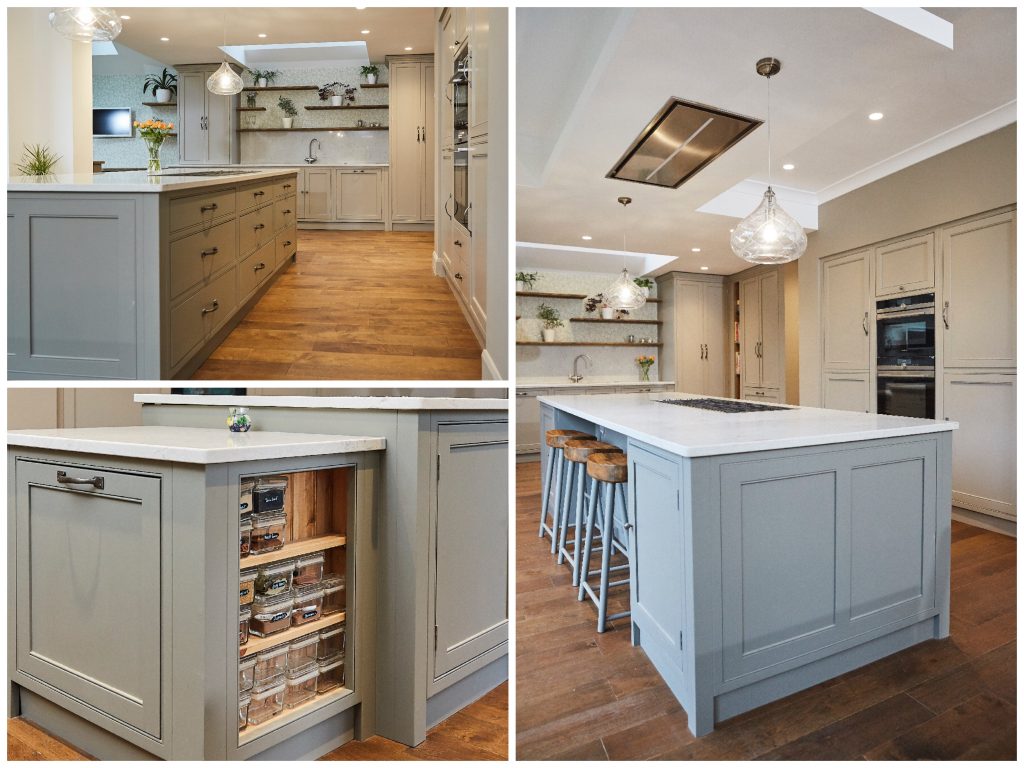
[250,511,287,554]
[287,632,319,672]
[247,680,285,725]
[284,666,319,709]
[239,606,251,647]
[255,560,294,597]
[239,568,257,607]
[293,552,325,586]
[240,516,253,558]
[250,594,293,637]
[290,584,324,627]
[239,655,257,693]
[253,643,288,686]
[317,624,346,660]
[253,476,288,513]
[316,654,345,694]
[321,575,346,615]
[238,692,251,731]
[239,478,255,515]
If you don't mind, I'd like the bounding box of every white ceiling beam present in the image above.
[864,8,954,49]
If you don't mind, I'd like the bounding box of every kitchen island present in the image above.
[8,168,299,380]
[538,392,956,736]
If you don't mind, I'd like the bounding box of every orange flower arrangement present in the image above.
[134,118,175,139]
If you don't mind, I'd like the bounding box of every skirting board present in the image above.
[482,349,502,380]
[952,506,1016,538]
[426,654,508,732]
[298,222,387,231]
[392,222,434,232]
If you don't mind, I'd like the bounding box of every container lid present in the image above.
[259,560,295,576]
[240,568,257,580]
[295,551,325,567]
[251,680,286,698]
[256,476,288,490]
[239,692,251,705]
[253,594,293,612]
[317,653,345,672]
[256,643,289,661]
[253,510,287,525]
[321,577,345,594]
[285,666,319,684]
[289,632,319,651]
[240,607,251,620]
[319,624,345,641]
[240,517,253,532]
[239,655,257,671]
[292,584,324,601]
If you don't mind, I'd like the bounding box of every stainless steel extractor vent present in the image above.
[606,98,762,189]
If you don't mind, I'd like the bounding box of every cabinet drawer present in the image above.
[743,386,780,402]
[170,266,237,367]
[168,217,237,301]
[875,234,935,297]
[238,240,276,299]
[14,458,163,738]
[276,226,297,266]
[275,176,298,199]
[168,188,236,234]
[273,196,297,232]
[238,203,275,257]
[237,180,275,213]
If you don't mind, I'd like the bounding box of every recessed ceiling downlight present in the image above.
[869,112,884,121]
[581,235,592,240]
[782,163,795,170]
[607,98,761,189]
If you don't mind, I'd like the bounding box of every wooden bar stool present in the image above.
[556,439,622,586]
[539,429,593,553]
[578,452,631,632]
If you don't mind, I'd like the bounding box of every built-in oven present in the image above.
[876,292,936,418]
[877,370,935,419]
[453,145,469,231]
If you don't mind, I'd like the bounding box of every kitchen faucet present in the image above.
[304,138,321,164]
[569,353,591,384]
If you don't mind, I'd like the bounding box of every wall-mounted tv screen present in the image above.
[93,108,133,137]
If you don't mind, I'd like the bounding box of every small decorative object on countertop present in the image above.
[134,118,175,174]
[637,354,656,382]
[229,406,253,432]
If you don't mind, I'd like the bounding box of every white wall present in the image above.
[8,8,92,175]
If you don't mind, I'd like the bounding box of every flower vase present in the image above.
[145,137,164,174]
[639,367,651,382]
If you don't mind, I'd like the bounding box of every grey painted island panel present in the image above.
[542,396,953,736]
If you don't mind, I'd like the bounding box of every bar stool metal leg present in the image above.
[555,456,578,560]
[538,443,557,538]
[596,482,616,631]
[548,448,564,554]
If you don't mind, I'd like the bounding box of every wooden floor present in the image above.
[192,230,482,380]
[6,682,507,761]
[516,460,1017,761]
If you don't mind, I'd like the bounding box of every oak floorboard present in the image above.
[192,231,482,380]
[515,460,1016,761]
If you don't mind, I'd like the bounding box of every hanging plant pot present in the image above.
[155,88,172,103]
[281,117,293,129]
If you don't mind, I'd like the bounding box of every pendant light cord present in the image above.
[766,73,772,187]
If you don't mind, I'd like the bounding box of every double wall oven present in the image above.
[876,293,936,419]
[450,45,470,231]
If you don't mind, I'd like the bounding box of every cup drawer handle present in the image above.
[201,247,219,257]
[57,471,104,490]
[254,223,265,230]
[254,262,266,271]
[200,203,218,212]
[202,300,220,315]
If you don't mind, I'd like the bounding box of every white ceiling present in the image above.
[517,7,1017,276]
[110,7,435,66]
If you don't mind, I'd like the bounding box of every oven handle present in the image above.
[877,370,935,379]
[876,306,934,319]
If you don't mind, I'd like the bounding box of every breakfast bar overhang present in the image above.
[538,392,957,736]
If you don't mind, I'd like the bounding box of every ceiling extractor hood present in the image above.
[606,97,761,189]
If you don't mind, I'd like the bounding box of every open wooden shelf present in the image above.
[239,685,354,745]
[571,318,662,325]
[360,83,388,88]
[242,611,345,658]
[305,105,388,110]
[237,107,267,112]
[517,290,660,303]
[517,341,663,348]
[243,534,346,569]
[242,85,318,92]
[238,127,387,132]
[142,101,176,107]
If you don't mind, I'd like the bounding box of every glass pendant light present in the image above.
[48,7,122,42]
[730,57,807,265]
[602,197,647,311]
[207,16,243,96]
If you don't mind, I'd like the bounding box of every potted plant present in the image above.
[583,293,623,320]
[143,67,177,103]
[537,303,563,342]
[248,69,280,88]
[318,82,354,107]
[16,144,61,176]
[633,277,654,298]
[277,96,297,128]
[245,91,257,108]
[360,64,380,85]
[515,271,538,291]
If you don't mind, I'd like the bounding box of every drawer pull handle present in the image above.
[454,239,462,247]
[254,262,266,271]
[283,209,292,214]
[201,247,219,257]
[283,184,292,189]
[254,191,265,197]
[942,301,950,329]
[454,272,463,280]
[202,300,220,315]
[282,240,292,246]
[254,223,265,230]
[200,203,218,212]
[57,471,104,490]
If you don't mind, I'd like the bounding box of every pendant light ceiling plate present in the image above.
[755,57,781,78]
[618,196,632,207]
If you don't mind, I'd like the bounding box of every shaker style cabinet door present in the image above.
[432,422,509,681]
[335,170,382,222]
[14,460,164,738]
[875,233,935,297]
[390,62,425,222]
[177,71,208,164]
[823,371,870,412]
[821,250,871,371]
[303,168,335,221]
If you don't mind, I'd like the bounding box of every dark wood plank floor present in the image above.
[7,682,507,761]
[193,230,482,380]
[516,460,1016,760]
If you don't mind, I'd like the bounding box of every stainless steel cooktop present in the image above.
[656,398,789,413]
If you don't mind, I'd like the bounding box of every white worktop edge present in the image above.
[8,168,297,193]
[135,394,509,410]
[7,426,386,464]
[518,379,675,389]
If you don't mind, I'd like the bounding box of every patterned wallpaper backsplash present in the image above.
[93,73,179,169]
[516,270,663,382]
[239,64,389,165]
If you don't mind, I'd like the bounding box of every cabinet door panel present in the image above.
[15,460,162,737]
[421,64,435,221]
[739,277,762,387]
[702,283,725,396]
[822,250,871,370]
[336,170,382,221]
[942,211,1015,368]
[177,71,207,164]
[468,145,487,329]
[303,168,334,221]
[433,423,509,679]
[675,281,705,394]
[390,63,424,222]
[514,390,542,453]
[469,9,489,137]
[205,82,233,164]
[943,372,1016,520]
[823,372,870,413]
[875,234,934,297]
[758,272,781,389]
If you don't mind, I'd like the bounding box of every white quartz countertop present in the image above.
[8,168,296,193]
[539,393,957,457]
[174,163,390,168]
[135,394,508,410]
[518,379,675,389]
[7,426,385,464]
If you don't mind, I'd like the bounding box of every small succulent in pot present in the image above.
[142,67,177,102]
